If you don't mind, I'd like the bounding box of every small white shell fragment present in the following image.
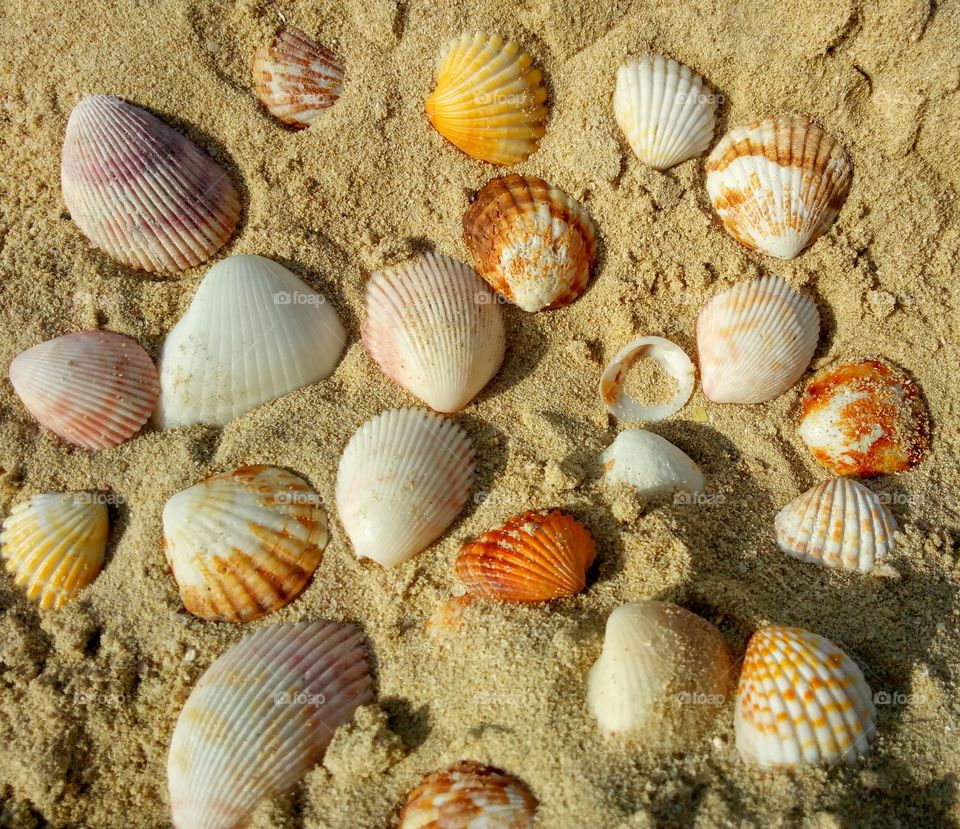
[599,336,695,421]
[600,429,705,498]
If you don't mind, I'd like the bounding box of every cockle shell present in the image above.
[61,95,241,272]
[775,478,898,572]
[705,115,852,259]
[336,408,475,568]
[600,430,705,499]
[463,175,596,312]
[398,761,537,828]
[0,493,108,609]
[735,625,876,767]
[613,55,717,170]
[153,254,346,428]
[163,466,328,623]
[168,621,374,829]
[362,252,506,413]
[456,510,596,602]
[697,276,819,404]
[599,336,695,421]
[9,330,160,450]
[798,359,930,477]
[253,27,344,128]
[587,601,732,744]
[425,32,547,165]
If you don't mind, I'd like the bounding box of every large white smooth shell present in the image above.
[336,408,475,568]
[153,255,346,428]
[167,621,374,829]
[600,429,705,498]
[362,252,505,413]
[599,335,695,421]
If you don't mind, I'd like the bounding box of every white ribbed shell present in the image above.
[600,429,705,498]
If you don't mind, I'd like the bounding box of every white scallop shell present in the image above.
[613,55,717,170]
[336,408,475,568]
[153,255,346,428]
[362,253,505,413]
[600,429,705,499]
[697,276,819,404]
[599,336,695,421]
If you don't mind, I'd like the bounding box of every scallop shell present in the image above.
[697,276,819,404]
[600,429,705,499]
[9,330,160,450]
[705,115,852,259]
[336,408,475,568]
[587,600,732,744]
[1,493,108,609]
[253,27,344,128]
[599,336,695,421]
[425,32,547,165]
[798,359,930,477]
[613,55,717,170]
[456,510,596,602]
[735,625,876,768]
[61,95,241,272]
[163,466,328,623]
[398,761,537,828]
[775,478,898,573]
[153,254,346,428]
[463,175,596,312]
[363,253,506,413]
[168,620,373,829]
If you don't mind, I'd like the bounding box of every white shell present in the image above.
[697,276,819,404]
[168,621,373,829]
[599,335,695,421]
[613,55,716,170]
[362,252,505,413]
[336,408,475,567]
[154,255,346,428]
[600,429,705,498]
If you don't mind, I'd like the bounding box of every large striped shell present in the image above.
[162,466,328,623]
[61,95,241,272]
[600,430,705,498]
[168,621,374,829]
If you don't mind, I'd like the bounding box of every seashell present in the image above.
[456,510,596,602]
[697,276,819,404]
[735,625,876,767]
[162,465,328,623]
[587,600,732,744]
[425,32,547,165]
[599,335,695,421]
[463,175,596,312]
[253,27,344,128]
[336,408,475,568]
[1,493,108,609]
[775,478,898,572]
[705,115,852,259]
[153,254,346,428]
[398,761,537,828]
[168,620,373,829]
[600,429,705,499]
[9,330,160,451]
[613,55,717,170]
[798,359,930,477]
[61,95,241,272]
[363,252,505,413]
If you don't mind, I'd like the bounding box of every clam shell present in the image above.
[9,330,160,450]
[456,510,596,602]
[1,493,108,609]
[253,26,344,128]
[61,95,241,272]
[336,408,475,568]
[362,252,506,413]
[798,359,930,477]
[168,620,373,829]
[600,429,705,498]
[425,32,547,165]
[613,55,717,170]
[463,175,596,312]
[697,276,819,404]
[775,478,898,572]
[735,625,876,767]
[599,335,695,421]
[705,115,852,259]
[587,600,732,744]
[163,466,328,623]
[399,761,537,828]
[153,254,346,428]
